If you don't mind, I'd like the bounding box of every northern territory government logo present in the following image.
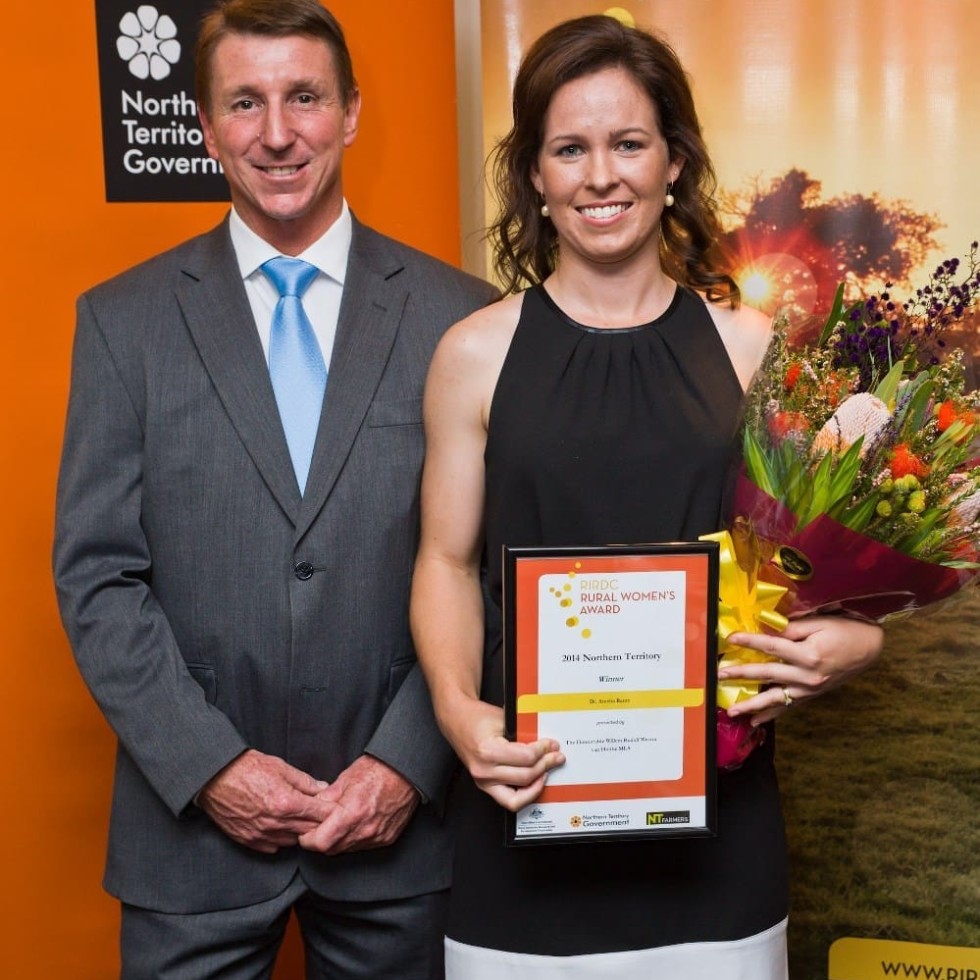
[95,1,230,201]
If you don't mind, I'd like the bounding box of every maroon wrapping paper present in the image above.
[731,472,976,621]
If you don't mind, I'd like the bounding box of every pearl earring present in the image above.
[664,182,675,207]
[541,203,550,218]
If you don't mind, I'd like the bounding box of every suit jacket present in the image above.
[53,216,497,914]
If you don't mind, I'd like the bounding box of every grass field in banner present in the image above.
[778,589,980,977]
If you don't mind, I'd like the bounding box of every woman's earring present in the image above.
[664,182,675,207]
[541,202,550,218]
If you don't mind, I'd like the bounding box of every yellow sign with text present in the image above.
[516,688,703,713]
[829,937,979,979]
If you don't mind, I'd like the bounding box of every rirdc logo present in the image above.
[116,5,180,81]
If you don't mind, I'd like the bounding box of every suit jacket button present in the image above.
[294,561,314,581]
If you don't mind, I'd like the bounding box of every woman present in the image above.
[411,15,882,979]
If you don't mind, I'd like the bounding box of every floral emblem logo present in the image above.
[116,5,181,81]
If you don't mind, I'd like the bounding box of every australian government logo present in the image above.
[95,1,229,201]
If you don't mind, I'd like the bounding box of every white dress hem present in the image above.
[445,917,788,979]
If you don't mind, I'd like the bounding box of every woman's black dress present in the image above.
[446,284,787,956]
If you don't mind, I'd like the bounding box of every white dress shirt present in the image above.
[228,202,353,370]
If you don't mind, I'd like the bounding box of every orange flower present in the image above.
[890,443,929,479]
[768,410,810,440]
[783,362,803,391]
[820,372,850,409]
[936,400,977,437]
[937,401,958,431]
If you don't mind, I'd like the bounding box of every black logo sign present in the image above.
[95,1,230,201]
[773,545,814,582]
[646,810,691,826]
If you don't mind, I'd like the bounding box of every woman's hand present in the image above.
[719,615,884,726]
[443,697,565,812]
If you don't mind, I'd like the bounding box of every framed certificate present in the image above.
[503,543,719,845]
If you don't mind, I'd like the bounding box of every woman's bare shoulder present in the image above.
[434,291,525,371]
[699,294,773,391]
[703,295,771,338]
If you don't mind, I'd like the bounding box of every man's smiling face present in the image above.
[199,32,360,254]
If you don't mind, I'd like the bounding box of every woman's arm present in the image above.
[410,301,565,812]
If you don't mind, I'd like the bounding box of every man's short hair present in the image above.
[195,0,357,116]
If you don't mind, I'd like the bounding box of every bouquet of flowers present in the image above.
[714,245,980,767]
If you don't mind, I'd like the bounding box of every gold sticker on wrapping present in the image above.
[772,545,813,581]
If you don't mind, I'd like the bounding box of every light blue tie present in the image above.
[262,257,326,494]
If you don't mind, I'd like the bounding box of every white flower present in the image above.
[953,492,980,527]
[116,5,180,81]
[811,392,892,457]
[946,474,980,527]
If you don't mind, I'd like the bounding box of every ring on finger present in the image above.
[781,687,794,707]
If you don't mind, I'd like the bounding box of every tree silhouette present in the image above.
[716,169,978,386]
[717,169,943,329]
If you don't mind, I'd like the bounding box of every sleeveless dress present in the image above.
[445,284,788,974]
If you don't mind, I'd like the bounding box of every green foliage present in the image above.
[742,424,867,532]
[742,427,777,498]
[872,359,907,408]
[817,283,848,347]
[839,492,881,532]
[897,373,936,433]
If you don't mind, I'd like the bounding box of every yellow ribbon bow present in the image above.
[700,530,789,709]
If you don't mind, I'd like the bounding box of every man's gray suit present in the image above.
[54,215,496,913]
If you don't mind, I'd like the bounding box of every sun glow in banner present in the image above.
[459,1,980,975]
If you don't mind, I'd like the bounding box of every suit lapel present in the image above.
[176,222,302,522]
[296,220,408,541]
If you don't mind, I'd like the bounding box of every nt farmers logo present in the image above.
[95,1,229,202]
[646,811,690,826]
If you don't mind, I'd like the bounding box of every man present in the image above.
[53,1,495,976]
